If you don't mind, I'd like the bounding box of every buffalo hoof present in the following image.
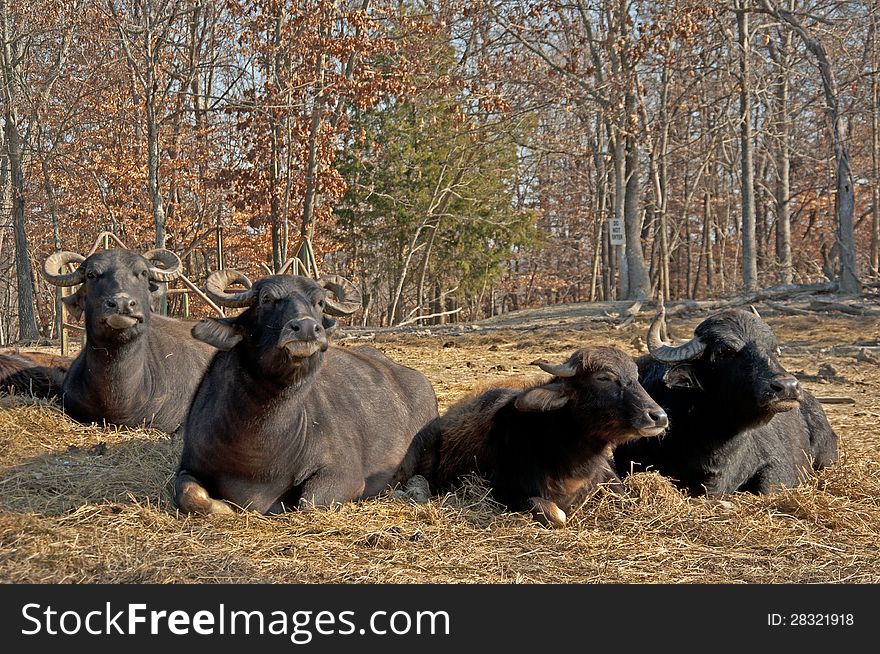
[402,475,431,504]
[174,473,235,516]
[528,497,566,528]
[392,475,431,504]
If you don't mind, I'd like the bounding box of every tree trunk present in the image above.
[623,92,648,299]
[612,124,627,299]
[1,0,38,341]
[706,192,715,293]
[717,200,727,293]
[592,113,609,302]
[872,13,879,278]
[655,63,671,302]
[588,136,604,302]
[771,27,793,284]
[695,190,713,298]
[388,222,426,325]
[267,10,284,271]
[144,45,165,247]
[415,220,439,322]
[4,116,39,341]
[301,52,326,244]
[737,4,758,292]
[602,219,613,301]
[41,158,62,251]
[269,110,282,270]
[756,156,768,278]
[758,0,858,294]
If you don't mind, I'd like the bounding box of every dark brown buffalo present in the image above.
[395,346,669,527]
[0,350,71,398]
[174,271,439,515]
[614,308,839,495]
[42,248,215,433]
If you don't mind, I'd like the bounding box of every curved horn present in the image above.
[143,248,182,282]
[205,269,256,308]
[531,359,578,378]
[647,307,707,363]
[318,274,362,316]
[43,251,86,287]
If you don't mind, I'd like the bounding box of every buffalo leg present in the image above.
[740,465,793,495]
[528,496,567,528]
[174,470,235,515]
[595,462,627,495]
[298,469,366,510]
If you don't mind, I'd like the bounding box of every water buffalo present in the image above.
[394,346,669,527]
[173,271,439,515]
[613,308,839,495]
[42,248,216,433]
[0,350,70,398]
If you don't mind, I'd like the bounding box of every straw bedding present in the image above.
[1,313,878,583]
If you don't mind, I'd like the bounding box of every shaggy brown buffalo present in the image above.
[395,346,668,527]
[614,308,839,495]
[174,271,438,515]
[42,248,215,433]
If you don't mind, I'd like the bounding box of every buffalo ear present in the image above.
[61,288,85,321]
[148,282,163,312]
[192,317,243,351]
[514,383,569,412]
[663,364,702,390]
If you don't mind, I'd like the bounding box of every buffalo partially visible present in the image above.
[0,350,70,399]
[614,308,838,495]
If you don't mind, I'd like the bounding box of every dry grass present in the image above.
[1,311,879,583]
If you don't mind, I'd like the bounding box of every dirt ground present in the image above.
[1,307,879,583]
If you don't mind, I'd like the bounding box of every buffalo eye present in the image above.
[260,293,274,305]
[317,299,325,308]
[86,270,97,280]
[595,372,618,383]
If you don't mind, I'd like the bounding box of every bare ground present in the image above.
[1,307,879,583]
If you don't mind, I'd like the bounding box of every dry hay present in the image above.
[1,312,879,584]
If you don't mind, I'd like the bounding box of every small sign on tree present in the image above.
[609,218,625,245]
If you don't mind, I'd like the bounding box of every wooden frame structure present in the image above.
[260,237,320,278]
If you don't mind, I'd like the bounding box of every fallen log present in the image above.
[807,300,880,317]
[814,396,856,405]
[781,345,880,357]
[663,282,838,317]
[763,301,813,316]
[614,292,645,330]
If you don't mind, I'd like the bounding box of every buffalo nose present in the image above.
[648,408,669,428]
[290,317,321,337]
[105,296,137,312]
[769,376,800,398]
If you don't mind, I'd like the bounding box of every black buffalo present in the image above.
[0,350,70,399]
[174,271,438,515]
[395,346,669,527]
[42,248,215,433]
[614,308,839,495]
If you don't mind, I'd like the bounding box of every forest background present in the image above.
[1,0,875,341]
